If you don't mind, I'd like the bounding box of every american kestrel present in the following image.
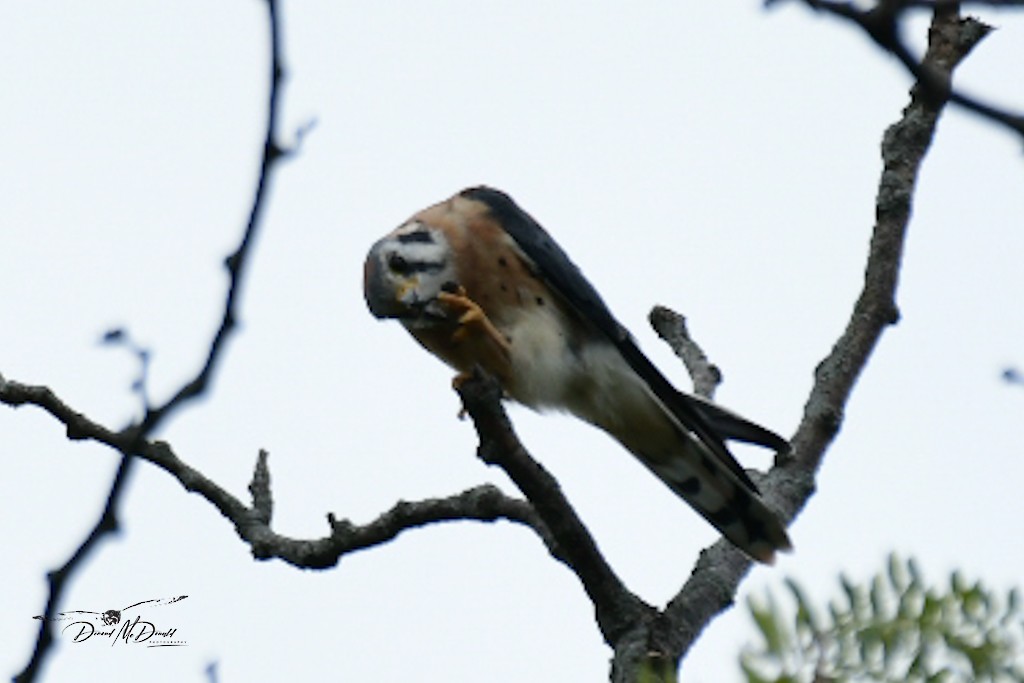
[363,187,791,563]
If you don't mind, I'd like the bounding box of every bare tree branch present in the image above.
[1,3,1002,682]
[649,305,723,399]
[8,387,144,683]
[649,5,990,674]
[787,4,987,481]
[10,439,135,683]
[454,371,653,645]
[0,374,554,570]
[774,0,1020,139]
[6,1,290,680]
[139,0,287,436]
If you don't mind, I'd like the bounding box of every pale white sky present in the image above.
[2,2,1023,681]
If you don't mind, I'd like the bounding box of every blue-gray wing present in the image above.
[459,187,784,490]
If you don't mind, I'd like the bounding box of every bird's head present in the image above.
[363,220,458,327]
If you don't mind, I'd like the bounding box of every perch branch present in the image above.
[454,371,653,645]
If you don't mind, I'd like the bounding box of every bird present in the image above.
[363,186,791,563]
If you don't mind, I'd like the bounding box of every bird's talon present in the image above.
[437,289,496,346]
[436,287,481,321]
[453,373,472,419]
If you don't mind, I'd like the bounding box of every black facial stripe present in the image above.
[403,260,446,274]
[396,230,435,244]
[386,249,446,276]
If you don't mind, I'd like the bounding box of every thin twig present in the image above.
[649,305,723,399]
[782,0,1018,139]
[900,0,1024,6]
[139,0,287,436]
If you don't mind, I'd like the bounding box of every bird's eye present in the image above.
[387,253,411,274]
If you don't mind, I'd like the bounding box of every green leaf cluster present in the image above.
[741,554,1024,683]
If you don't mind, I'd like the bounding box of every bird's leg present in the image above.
[435,285,512,390]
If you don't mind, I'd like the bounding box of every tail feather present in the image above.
[644,437,792,564]
[686,394,790,453]
[563,342,791,563]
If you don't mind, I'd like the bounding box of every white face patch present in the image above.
[374,222,457,322]
[388,222,451,268]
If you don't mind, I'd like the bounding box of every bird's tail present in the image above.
[642,441,792,564]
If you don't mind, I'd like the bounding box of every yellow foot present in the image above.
[435,287,512,358]
[436,287,485,342]
[436,286,512,407]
